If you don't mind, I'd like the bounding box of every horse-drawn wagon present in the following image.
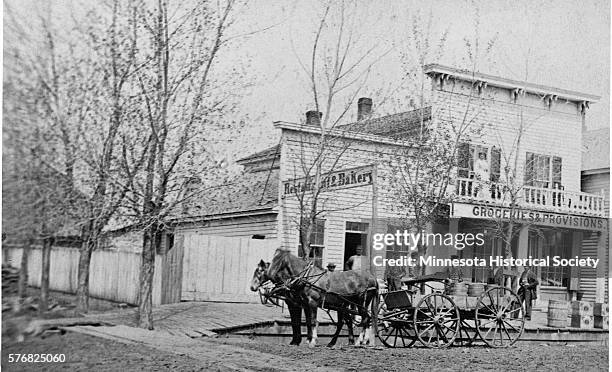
[378,276,525,348]
[252,250,525,349]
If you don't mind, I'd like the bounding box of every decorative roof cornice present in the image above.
[424,64,600,105]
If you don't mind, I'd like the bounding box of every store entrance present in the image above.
[343,221,369,270]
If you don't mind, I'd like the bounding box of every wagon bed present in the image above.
[377,278,525,348]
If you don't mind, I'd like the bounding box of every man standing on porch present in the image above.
[518,265,539,321]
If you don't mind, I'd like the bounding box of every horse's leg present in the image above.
[288,301,302,346]
[345,308,355,345]
[361,290,376,346]
[327,309,344,347]
[356,293,373,346]
[303,301,314,347]
[308,304,318,348]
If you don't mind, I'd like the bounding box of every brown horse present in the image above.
[266,249,379,348]
[250,260,304,346]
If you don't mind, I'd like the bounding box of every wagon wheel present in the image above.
[413,293,460,348]
[377,307,417,348]
[475,286,525,348]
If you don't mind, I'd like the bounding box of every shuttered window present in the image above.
[457,143,500,181]
[457,143,470,178]
[490,147,501,182]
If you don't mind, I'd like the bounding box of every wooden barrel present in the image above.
[446,282,468,296]
[468,283,485,297]
[548,300,569,328]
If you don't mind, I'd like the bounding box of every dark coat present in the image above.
[517,268,538,300]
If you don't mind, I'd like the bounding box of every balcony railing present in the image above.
[454,177,606,217]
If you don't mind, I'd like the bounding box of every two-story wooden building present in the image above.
[179,64,608,304]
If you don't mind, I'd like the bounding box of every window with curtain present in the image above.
[524,152,562,189]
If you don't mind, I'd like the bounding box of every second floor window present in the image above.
[457,143,501,182]
[524,153,562,189]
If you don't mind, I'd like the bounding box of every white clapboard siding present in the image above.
[3,245,163,305]
[177,214,278,239]
[434,86,583,192]
[580,232,599,302]
[581,173,609,302]
[180,233,278,302]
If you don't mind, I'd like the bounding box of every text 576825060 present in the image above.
[7,354,66,363]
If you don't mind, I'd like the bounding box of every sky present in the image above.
[5,0,610,160]
[233,0,610,152]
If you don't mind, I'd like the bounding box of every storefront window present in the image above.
[529,229,571,287]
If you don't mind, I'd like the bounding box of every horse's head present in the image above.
[250,259,270,291]
[267,249,307,283]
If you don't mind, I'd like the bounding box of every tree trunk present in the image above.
[40,237,53,313]
[18,239,32,301]
[505,221,515,259]
[76,238,95,313]
[138,225,159,329]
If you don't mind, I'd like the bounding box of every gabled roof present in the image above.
[236,144,280,165]
[582,127,610,172]
[339,107,431,138]
[177,169,279,220]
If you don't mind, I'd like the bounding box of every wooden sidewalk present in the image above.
[85,302,291,338]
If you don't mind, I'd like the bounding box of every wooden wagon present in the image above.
[377,275,526,348]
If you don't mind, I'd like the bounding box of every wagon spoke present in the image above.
[478,312,496,319]
[416,320,435,325]
[440,326,452,343]
[500,320,513,343]
[383,328,393,343]
[400,327,407,347]
[502,319,521,333]
[439,320,456,335]
[487,291,498,309]
[482,319,497,341]
[437,307,455,318]
[419,322,435,338]
[418,308,436,321]
[479,318,497,327]
[505,306,522,315]
[427,328,434,345]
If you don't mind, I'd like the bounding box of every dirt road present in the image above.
[2,331,608,372]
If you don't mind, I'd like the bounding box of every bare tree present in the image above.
[131,0,247,329]
[284,0,388,261]
[3,1,145,312]
[384,5,496,276]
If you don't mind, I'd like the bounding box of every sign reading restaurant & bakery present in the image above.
[451,202,607,231]
[282,165,374,197]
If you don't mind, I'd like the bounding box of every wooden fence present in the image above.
[180,233,278,303]
[3,245,164,305]
[2,234,279,305]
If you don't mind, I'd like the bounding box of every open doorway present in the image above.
[343,222,369,270]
